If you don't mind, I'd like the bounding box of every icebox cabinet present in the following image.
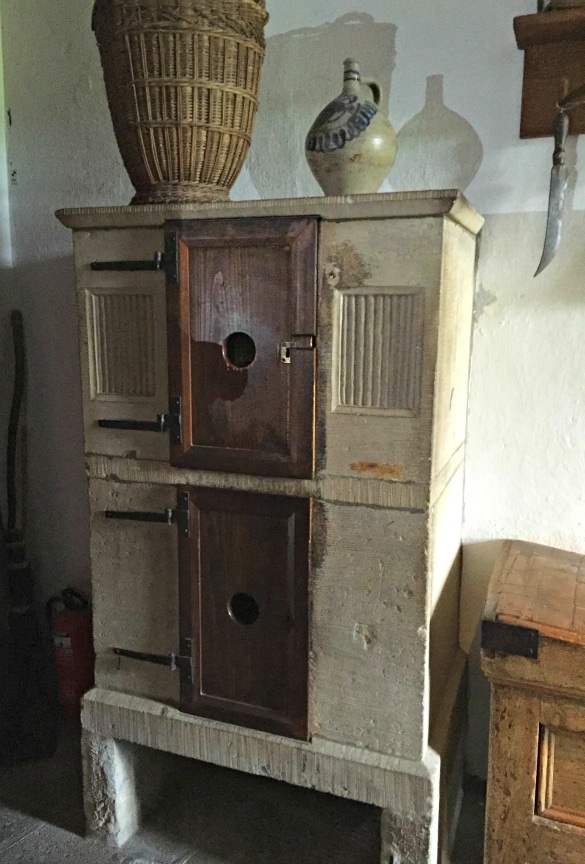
[57,192,483,864]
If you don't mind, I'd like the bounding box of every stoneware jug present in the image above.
[305,58,397,196]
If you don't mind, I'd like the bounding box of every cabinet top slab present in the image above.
[56,190,483,235]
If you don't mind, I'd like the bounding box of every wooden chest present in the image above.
[482,539,585,864]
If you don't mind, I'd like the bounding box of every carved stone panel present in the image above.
[81,282,169,460]
[88,289,157,400]
[333,287,424,416]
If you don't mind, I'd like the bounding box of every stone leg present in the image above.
[81,730,141,847]
[379,757,439,864]
[380,809,435,864]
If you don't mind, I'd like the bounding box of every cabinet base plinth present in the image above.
[80,680,465,863]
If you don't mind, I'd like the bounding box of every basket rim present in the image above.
[112,0,266,5]
[103,0,266,8]
[93,0,269,25]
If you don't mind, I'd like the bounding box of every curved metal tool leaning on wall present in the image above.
[535,81,585,276]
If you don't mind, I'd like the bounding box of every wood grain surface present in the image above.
[179,486,310,740]
[166,216,317,478]
[485,539,585,645]
[514,9,585,138]
[484,683,540,864]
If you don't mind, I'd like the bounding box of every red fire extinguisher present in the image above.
[46,588,95,723]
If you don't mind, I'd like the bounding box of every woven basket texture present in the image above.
[93,0,268,203]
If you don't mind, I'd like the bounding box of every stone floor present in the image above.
[0,723,486,864]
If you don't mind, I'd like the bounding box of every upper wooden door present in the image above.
[166,217,318,477]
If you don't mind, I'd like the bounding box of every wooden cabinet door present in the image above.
[178,487,310,740]
[166,217,317,478]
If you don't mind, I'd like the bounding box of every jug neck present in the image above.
[342,58,362,97]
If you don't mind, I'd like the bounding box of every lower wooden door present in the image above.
[178,486,310,740]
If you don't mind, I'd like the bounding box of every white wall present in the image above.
[1,0,584,770]
[1,0,134,597]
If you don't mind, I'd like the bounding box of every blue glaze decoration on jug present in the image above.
[306,95,377,153]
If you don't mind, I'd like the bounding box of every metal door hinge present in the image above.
[164,231,178,284]
[98,415,168,433]
[105,489,191,537]
[481,619,539,660]
[166,395,182,444]
[113,639,193,682]
[97,396,182,444]
[90,252,165,272]
[280,334,316,364]
[90,233,178,284]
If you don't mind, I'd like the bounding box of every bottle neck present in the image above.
[425,74,444,108]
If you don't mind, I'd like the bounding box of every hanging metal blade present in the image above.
[534,110,569,277]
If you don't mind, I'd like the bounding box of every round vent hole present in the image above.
[223,332,256,369]
[228,593,260,626]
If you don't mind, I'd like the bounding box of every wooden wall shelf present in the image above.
[514,8,585,138]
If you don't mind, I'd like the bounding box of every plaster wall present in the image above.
[1,0,584,773]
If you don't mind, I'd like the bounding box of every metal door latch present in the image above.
[280,334,315,364]
[105,490,191,537]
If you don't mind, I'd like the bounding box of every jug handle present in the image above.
[361,78,383,108]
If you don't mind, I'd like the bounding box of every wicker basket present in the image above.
[92,0,268,204]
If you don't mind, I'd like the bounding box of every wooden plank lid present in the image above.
[483,539,585,647]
